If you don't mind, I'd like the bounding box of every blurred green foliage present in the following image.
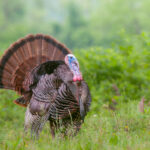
[1,0,150,50]
[75,32,150,111]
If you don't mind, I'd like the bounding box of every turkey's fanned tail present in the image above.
[0,34,71,99]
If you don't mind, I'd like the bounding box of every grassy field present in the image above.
[0,91,150,150]
[1,34,150,150]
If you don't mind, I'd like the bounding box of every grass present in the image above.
[0,89,150,150]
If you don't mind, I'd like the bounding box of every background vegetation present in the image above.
[1,0,150,149]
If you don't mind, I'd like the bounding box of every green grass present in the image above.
[0,90,150,150]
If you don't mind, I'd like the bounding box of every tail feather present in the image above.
[13,96,28,107]
[0,34,71,97]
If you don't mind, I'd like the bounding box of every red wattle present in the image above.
[73,75,83,81]
[73,76,77,82]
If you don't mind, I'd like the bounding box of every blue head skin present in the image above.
[65,54,82,82]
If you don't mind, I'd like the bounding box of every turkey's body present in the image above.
[25,62,91,137]
[0,34,91,138]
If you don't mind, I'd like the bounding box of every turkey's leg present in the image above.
[73,121,82,136]
[24,106,42,139]
[49,121,55,139]
[24,106,34,134]
[74,125,81,135]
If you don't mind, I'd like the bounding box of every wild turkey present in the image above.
[0,34,91,138]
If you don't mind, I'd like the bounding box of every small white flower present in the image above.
[93,114,97,117]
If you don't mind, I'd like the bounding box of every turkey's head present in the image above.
[65,54,83,82]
